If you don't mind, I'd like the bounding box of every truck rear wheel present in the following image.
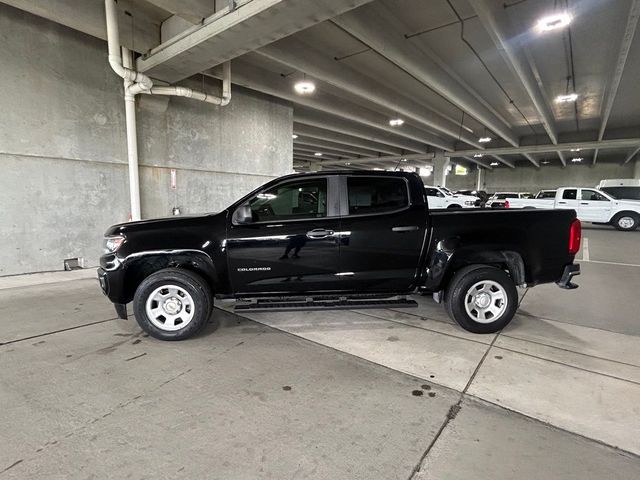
[133,268,212,341]
[611,212,639,231]
[445,265,518,334]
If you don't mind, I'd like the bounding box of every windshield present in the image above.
[537,190,556,199]
[493,193,517,199]
[440,187,454,196]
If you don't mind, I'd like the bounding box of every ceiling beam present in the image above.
[624,147,640,164]
[557,151,567,167]
[294,145,357,159]
[294,138,381,158]
[492,155,515,168]
[594,0,640,165]
[209,58,453,150]
[136,0,375,82]
[523,154,540,168]
[293,124,402,155]
[448,138,640,157]
[294,109,427,153]
[143,0,216,22]
[462,156,493,170]
[332,3,519,147]
[293,151,345,161]
[320,152,434,166]
[468,0,557,145]
[257,42,482,148]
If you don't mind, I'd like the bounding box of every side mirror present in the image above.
[233,205,253,224]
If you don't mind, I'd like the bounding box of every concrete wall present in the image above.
[0,4,292,275]
[443,162,637,193]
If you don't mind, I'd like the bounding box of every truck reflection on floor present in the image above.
[280,234,307,260]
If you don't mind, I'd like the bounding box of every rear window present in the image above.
[601,186,640,200]
[538,190,556,198]
[347,176,409,215]
[494,193,517,199]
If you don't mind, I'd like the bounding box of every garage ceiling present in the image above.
[3,0,640,171]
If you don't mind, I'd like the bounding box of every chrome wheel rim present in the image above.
[618,216,634,229]
[145,285,195,331]
[464,280,508,324]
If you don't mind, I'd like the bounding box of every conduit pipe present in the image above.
[104,0,231,219]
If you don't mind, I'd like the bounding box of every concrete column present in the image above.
[476,167,485,191]
[433,151,450,187]
[634,158,640,179]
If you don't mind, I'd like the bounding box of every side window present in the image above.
[425,188,438,196]
[347,177,409,215]
[562,189,577,200]
[247,179,327,222]
[581,189,608,201]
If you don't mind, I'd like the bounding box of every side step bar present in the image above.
[234,294,418,313]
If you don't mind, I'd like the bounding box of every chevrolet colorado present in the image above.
[98,171,581,341]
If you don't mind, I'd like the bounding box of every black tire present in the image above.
[611,212,639,231]
[444,265,518,334]
[133,268,212,341]
[447,204,462,209]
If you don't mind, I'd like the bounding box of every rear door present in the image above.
[556,188,579,211]
[226,176,341,295]
[337,175,428,292]
[578,188,612,222]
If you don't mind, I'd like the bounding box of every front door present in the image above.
[226,176,341,295]
[337,175,428,292]
[578,188,612,222]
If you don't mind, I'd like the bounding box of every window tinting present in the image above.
[425,188,439,196]
[562,189,577,200]
[580,189,608,201]
[601,187,640,200]
[538,190,556,198]
[348,177,408,215]
[248,179,327,222]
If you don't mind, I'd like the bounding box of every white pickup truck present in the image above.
[424,186,478,209]
[506,186,640,231]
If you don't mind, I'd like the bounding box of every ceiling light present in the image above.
[294,80,315,95]
[479,137,492,143]
[555,93,578,103]
[401,158,407,162]
[345,162,351,165]
[536,13,572,32]
[473,154,483,158]
[292,134,298,139]
[389,118,404,127]
[571,157,583,163]
[570,148,580,152]
[314,152,322,156]
[542,160,550,165]
[490,162,499,166]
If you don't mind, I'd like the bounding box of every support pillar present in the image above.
[634,158,640,179]
[433,151,450,188]
[476,167,485,191]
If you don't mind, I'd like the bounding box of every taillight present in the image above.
[504,200,510,208]
[568,219,581,255]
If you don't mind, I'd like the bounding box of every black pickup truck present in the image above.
[98,171,581,340]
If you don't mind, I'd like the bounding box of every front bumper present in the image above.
[97,267,128,319]
[556,263,580,289]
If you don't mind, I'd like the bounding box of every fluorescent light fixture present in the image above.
[314,152,322,156]
[555,93,578,103]
[479,137,492,143]
[373,167,384,171]
[292,134,298,139]
[473,154,483,158]
[536,13,572,32]
[570,148,580,152]
[401,158,407,162]
[490,162,499,166]
[571,157,583,163]
[542,160,551,165]
[389,118,404,127]
[294,80,315,94]
[345,162,351,165]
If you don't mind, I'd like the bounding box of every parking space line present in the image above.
[581,259,640,268]
[582,237,590,261]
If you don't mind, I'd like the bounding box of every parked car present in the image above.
[98,171,581,340]
[485,192,531,208]
[424,185,478,209]
[456,189,489,207]
[506,186,640,231]
[596,180,640,201]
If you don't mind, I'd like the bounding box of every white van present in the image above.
[597,179,640,201]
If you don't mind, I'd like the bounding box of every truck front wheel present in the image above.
[445,265,518,333]
[133,268,212,341]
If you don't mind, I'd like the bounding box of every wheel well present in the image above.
[122,254,216,303]
[612,210,640,221]
[443,250,525,288]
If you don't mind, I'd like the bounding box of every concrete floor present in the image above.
[1,226,639,479]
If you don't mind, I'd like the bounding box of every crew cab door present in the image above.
[337,175,428,292]
[577,188,612,222]
[425,187,446,209]
[226,176,341,294]
[555,188,579,211]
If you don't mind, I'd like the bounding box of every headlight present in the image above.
[103,235,125,253]
[465,200,474,206]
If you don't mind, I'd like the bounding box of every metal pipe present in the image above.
[122,47,141,221]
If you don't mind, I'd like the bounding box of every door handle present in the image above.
[306,228,334,239]
[558,201,567,204]
[392,226,419,232]
[580,202,589,205]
